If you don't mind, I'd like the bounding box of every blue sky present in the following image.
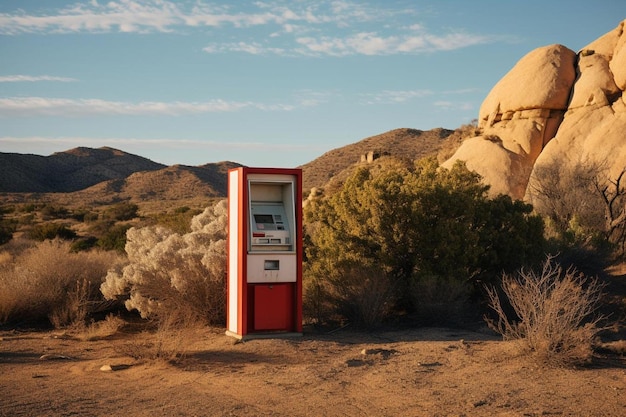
[1,1,624,168]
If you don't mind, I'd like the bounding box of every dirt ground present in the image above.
[1,323,625,417]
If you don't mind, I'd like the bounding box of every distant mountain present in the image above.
[70,161,241,204]
[0,147,166,193]
[0,128,465,201]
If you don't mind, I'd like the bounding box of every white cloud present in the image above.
[0,1,184,34]
[0,0,378,35]
[203,41,286,55]
[0,97,298,116]
[1,1,495,57]
[0,75,78,83]
[296,31,490,56]
[434,100,474,111]
[360,89,433,105]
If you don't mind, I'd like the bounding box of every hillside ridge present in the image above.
[1,127,464,201]
[0,147,166,193]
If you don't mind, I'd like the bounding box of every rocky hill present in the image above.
[300,127,466,191]
[0,147,166,193]
[69,161,241,205]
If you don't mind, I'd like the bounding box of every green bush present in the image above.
[28,222,77,241]
[304,157,545,324]
[153,206,202,234]
[410,274,472,326]
[71,236,98,252]
[41,204,70,220]
[97,224,131,252]
[0,214,16,245]
[70,208,98,222]
[305,262,397,328]
[20,203,36,213]
[104,202,139,221]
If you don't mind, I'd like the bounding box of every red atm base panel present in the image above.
[250,283,295,332]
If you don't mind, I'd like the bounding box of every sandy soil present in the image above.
[1,324,625,417]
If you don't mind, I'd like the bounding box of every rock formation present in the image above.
[442,20,626,201]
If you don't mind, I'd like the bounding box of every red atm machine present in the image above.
[226,167,303,339]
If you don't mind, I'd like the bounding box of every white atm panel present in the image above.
[246,254,297,283]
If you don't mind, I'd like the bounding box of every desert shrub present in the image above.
[83,211,100,222]
[104,202,139,221]
[97,223,131,252]
[528,158,626,260]
[153,206,203,234]
[304,156,545,323]
[410,274,472,326]
[18,213,35,226]
[41,204,70,220]
[20,203,36,213]
[48,278,91,329]
[77,314,125,341]
[485,257,606,367]
[70,208,96,222]
[100,200,228,326]
[28,222,77,241]
[0,214,15,245]
[115,314,199,363]
[0,239,122,326]
[71,236,98,252]
[305,262,397,328]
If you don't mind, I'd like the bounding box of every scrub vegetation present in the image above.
[0,153,624,370]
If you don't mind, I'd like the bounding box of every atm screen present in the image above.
[254,214,274,225]
[251,203,289,233]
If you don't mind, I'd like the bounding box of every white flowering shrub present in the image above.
[101,200,228,325]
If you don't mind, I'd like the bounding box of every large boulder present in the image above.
[443,20,626,201]
[527,20,626,204]
[443,45,577,198]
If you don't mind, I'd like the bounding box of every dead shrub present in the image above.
[485,257,606,366]
[0,239,122,327]
[76,314,126,341]
[48,278,91,329]
[115,312,199,363]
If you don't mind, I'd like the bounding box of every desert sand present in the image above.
[1,324,625,417]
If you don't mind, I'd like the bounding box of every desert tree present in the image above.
[100,200,228,325]
[527,157,604,239]
[594,167,626,256]
[528,156,626,259]
[304,156,544,325]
